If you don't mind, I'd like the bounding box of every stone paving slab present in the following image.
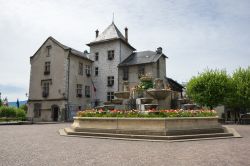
[0,124,250,166]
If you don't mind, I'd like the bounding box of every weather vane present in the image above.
[112,12,114,23]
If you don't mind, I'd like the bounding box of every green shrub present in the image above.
[0,106,26,120]
[20,104,28,112]
[0,106,16,117]
[16,108,26,119]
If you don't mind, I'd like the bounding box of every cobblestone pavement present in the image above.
[0,124,250,166]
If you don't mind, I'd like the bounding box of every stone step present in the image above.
[64,127,234,141]
[72,127,225,136]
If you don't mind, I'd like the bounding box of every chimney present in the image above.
[95,29,99,38]
[125,27,128,42]
[156,47,162,54]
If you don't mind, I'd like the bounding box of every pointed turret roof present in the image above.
[95,22,126,42]
[87,23,136,50]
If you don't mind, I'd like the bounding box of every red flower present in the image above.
[98,109,104,113]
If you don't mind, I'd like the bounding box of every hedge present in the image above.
[0,106,26,119]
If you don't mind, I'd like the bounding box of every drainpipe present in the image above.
[118,40,122,91]
[66,49,71,121]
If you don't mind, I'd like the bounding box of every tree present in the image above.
[186,69,231,109]
[226,67,250,112]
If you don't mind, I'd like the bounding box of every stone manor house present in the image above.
[27,22,183,121]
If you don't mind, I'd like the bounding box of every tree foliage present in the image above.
[186,69,231,109]
[20,104,28,112]
[226,67,250,110]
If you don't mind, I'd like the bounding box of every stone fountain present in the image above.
[97,78,172,111]
[61,80,241,141]
[114,81,130,100]
[134,78,172,111]
[146,78,172,109]
[112,81,130,109]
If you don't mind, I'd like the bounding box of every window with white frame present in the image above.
[85,86,90,98]
[95,52,99,61]
[107,92,114,101]
[107,76,114,87]
[107,50,114,60]
[123,67,129,80]
[95,67,98,76]
[76,84,82,97]
[138,65,145,78]
[85,65,91,76]
[44,62,50,75]
[34,103,41,118]
[78,62,83,75]
[41,80,51,97]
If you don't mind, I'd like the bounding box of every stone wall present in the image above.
[89,40,134,103]
[67,54,92,109]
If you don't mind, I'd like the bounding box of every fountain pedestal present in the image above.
[136,98,157,111]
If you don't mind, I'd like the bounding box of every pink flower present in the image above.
[98,109,104,113]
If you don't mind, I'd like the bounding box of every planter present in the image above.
[114,91,130,99]
[144,104,158,110]
[71,117,223,136]
[146,89,171,100]
[111,99,123,105]
[140,98,154,104]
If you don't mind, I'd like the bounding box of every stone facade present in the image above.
[118,56,166,90]
[28,37,92,122]
[89,40,133,103]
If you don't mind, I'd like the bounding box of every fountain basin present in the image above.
[146,89,172,100]
[111,98,123,105]
[103,101,112,105]
[140,98,154,104]
[144,104,158,110]
[70,117,226,136]
[95,105,115,110]
[114,91,130,99]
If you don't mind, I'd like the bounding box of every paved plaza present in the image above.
[0,123,250,166]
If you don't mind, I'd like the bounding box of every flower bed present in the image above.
[77,109,217,118]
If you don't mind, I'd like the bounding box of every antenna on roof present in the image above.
[112,12,114,23]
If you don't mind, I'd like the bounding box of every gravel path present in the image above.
[0,124,250,166]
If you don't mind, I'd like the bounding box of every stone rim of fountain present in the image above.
[146,78,172,100]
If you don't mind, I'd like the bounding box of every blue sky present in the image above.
[0,0,249,101]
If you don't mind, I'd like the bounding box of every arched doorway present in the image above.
[51,105,60,121]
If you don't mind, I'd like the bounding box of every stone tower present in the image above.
[87,23,136,104]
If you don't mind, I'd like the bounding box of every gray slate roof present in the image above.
[31,36,91,61]
[49,37,91,61]
[94,23,126,42]
[119,51,168,67]
[165,77,183,92]
[87,23,136,50]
